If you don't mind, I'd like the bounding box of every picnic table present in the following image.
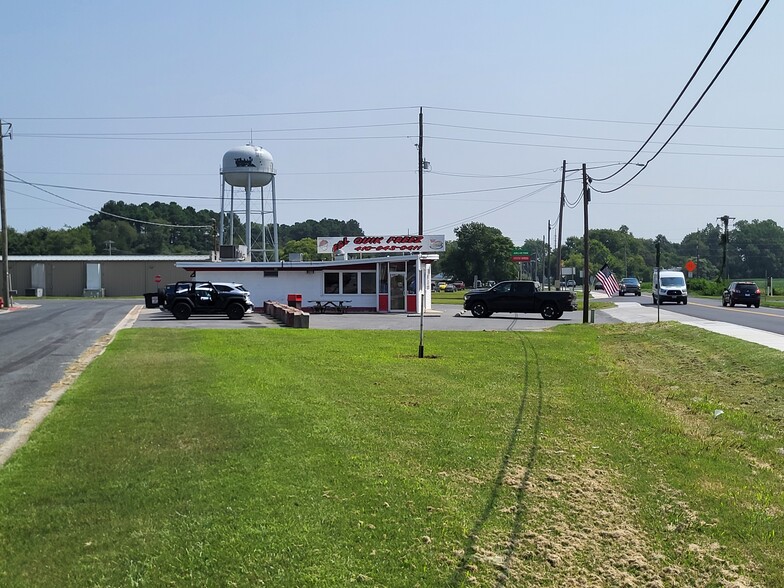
[309,300,352,314]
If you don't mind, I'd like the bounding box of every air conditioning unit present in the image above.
[220,245,240,260]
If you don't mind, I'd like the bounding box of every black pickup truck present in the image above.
[463,280,577,319]
[146,281,254,320]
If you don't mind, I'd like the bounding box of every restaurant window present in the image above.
[324,272,340,294]
[342,272,358,294]
[407,260,417,294]
[379,264,388,293]
[360,271,377,294]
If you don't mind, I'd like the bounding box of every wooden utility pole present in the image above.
[0,120,11,309]
[717,214,734,281]
[547,221,552,290]
[418,107,424,235]
[556,159,566,289]
[582,163,590,324]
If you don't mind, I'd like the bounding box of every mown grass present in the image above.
[0,325,782,586]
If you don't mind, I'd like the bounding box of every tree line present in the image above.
[8,200,784,282]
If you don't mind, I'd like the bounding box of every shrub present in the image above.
[687,278,726,296]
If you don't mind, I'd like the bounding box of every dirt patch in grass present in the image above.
[471,459,757,587]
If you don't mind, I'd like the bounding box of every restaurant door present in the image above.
[389,272,407,312]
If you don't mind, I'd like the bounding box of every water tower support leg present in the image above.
[272,176,279,262]
[245,174,252,262]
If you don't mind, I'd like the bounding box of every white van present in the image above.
[652,269,687,305]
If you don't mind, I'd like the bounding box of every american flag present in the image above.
[596,263,619,296]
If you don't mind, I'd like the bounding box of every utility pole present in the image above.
[547,221,552,290]
[655,238,661,323]
[717,215,733,281]
[418,107,424,236]
[417,107,425,358]
[582,163,590,324]
[0,120,11,309]
[556,159,566,289]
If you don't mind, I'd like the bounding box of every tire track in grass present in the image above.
[449,333,543,586]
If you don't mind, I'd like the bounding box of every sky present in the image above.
[2,1,782,247]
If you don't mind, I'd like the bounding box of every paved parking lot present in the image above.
[134,304,587,331]
[135,307,284,329]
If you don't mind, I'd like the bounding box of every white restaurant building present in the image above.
[177,234,445,313]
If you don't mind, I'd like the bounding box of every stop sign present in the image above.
[154,275,162,283]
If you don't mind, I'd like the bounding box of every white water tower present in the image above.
[219,145,278,262]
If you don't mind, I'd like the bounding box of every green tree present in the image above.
[441,223,516,284]
[729,219,784,278]
[281,237,331,261]
[277,218,363,246]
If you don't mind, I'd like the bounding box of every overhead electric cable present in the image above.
[5,172,212,228]
[6,177,564,203]
[593,0,743,182]
[7,106,418,121]
[593,0,770,194]
[427,135,784,158]
[426,183,555,233]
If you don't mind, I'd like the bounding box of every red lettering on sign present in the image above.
[353,236,383,245]
[331,237,350,252]
[386,235,423,244]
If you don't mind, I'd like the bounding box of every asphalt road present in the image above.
[631,293,784,336]
[0,299,136,447]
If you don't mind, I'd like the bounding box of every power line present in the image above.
[427,135,784,159]
[424,105,784,132]
[428,121,784,152]
[426,182,555,233]
[592,0,771,194]
[6,106,419,121]
[5,172,212,229]
[6,177,564,203]
[592,0,743,183]
[15,122,415,137]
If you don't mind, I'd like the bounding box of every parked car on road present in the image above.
[722,281,760,308]
[566,279,576,288]
[618,277,641,296]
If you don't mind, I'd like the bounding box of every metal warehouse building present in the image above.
[8,256,209,297]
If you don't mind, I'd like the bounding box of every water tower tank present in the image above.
[222,145,274,187]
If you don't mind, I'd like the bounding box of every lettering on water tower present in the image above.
[234,157,256,168]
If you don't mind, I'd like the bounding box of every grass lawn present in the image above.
[0,325,782,586]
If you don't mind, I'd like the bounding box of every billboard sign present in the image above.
[317,235,446,254]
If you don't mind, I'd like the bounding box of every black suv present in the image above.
[722,281,760,308]
[156,281,254,319]
[618,277,641,296]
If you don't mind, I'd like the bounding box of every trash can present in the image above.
[144,292,160,309]
[287,293,302,309]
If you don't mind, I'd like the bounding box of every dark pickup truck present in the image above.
[463,280,577,320]
[146,280,254,320]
